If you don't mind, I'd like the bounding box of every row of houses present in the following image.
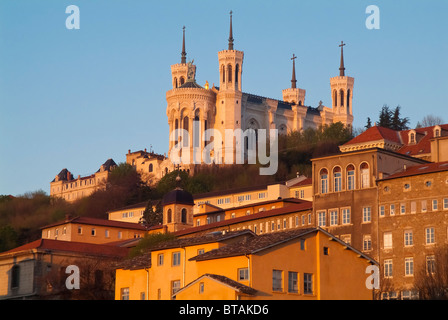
[1,124,447,300]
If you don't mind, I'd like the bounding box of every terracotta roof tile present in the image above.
[380,160,448,180]
[1,238,129,257]
[40,216,147,231]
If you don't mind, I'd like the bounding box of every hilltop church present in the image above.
[165,11,354,166]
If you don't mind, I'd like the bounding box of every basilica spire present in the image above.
[228,10,234,50]
[291,54,297,89]
[181,26,187,64]
[339,41,346,76]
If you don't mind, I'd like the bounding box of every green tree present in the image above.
[365,117,372,129]
[140,199,163,227]
[128,232,177,258]
[0,225,18,252]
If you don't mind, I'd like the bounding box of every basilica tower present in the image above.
[330,41,354,127]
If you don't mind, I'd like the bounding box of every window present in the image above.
[390,204,395,215]
[258,192,266,199]
[360,163,370,188]
[384,232,393,249]
[272,270,283,292]
[197,249,204,255]
[444,198,448,210]
[121,287,129,300]
[118,231,122,239]
[245,194,251,201]
[181,208,187,223]
[317,211,326,227]
[422,200,427,212]
[323,247,330,255]
[237,196,244,202]
[77,226,82,234]
[425,227,435,245]
[91,228,96,236]
[171,280,181,297]
[167,209,172,223]
[157,254,164,266]
[400,203,406,215]
[199,282,204,294]
[217,198,224,205]
[329,210,338,226]
[404,230,413,247]
[363,207,371,223]
[363,235,372,251]
[426,256,436,274]
[342,208,351,224]
[238,268,249,281]
[404,183,411,191]
[320,169,328,194]
[347,165,355,190]
[411,201,417,214]
[432,199,438,211]
[304,273,313,294]
[379,205,385,217]
[105,229,109,238]
[384,260,393,278]
[172,252,181,266]
[333,167,342,192]
[288,272,298,293]
[405,257,414,276]
[300,239,305,250]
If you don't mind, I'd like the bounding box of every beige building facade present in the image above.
[50,159,117,202]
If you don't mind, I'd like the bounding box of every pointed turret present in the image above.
[228,10,234,50]
[181,26,187,64]
[291,54,297,89]
[339,41,346,76]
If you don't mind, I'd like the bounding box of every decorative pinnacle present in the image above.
[291,54,297,89]
[181,26,187,64]
[228,10,234,50]
[339,41,346,76]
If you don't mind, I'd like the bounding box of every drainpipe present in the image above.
[182,247,186,287]
[144,267,149,300]
[245,254,251,287]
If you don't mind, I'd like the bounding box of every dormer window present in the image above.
[408,130,416,144]
[434,125,441,138]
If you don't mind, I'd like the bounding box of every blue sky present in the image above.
[0,0,447,196]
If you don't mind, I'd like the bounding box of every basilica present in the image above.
[166,12,354,167]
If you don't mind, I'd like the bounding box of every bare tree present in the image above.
[417,115,444,128]
[414,246,448,300]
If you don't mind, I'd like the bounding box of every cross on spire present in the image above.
[339,41,346,76]
[291,54,297,89]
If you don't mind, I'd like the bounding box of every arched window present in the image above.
[235,64,239,85]
[360,163,370,189]
[298,100,302,106]
[346,164,355,190]
[167,209,172,223]
[320,169,329,194]
[180,77,185,86]
[183,116,189,147]
[227,64,232,83]
[174,119,179,143]
[181,208,187,223]
[333,90,337,107]
[221,65,225,83]
[347,89,351,110]
[333,167,342,192]
[194,109,200,148]
[174,77,178,88]
[149,163,153,172]
[340,89,345,107]
[409,131,415,144]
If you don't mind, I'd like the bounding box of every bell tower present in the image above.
[282,54,306,106]
[171,26,194,89]
[217,11,244,137]
[330,41,354,127]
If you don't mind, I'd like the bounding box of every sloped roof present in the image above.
[173,273,257,298]
[342,126,401,147]
[379,160,448,181]
[40,216,147,231]
[1,238,129,257]
[174,200,313,237]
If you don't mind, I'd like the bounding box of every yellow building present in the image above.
[115,228,377,300]
[41,216,147,244]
